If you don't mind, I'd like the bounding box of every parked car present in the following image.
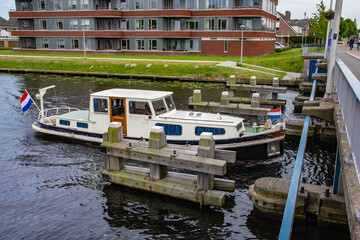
[275,42,285,49]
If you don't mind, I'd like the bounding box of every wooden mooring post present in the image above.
[102,123,236,207]
[227,76,287,108]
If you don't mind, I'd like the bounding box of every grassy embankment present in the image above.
[0,48,303,79]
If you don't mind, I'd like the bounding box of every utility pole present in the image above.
[324,0,343,99]
[324,0,334,59]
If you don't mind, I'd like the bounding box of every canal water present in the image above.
[0,73,349,239]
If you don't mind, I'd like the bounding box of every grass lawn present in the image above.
[0,48,303,78]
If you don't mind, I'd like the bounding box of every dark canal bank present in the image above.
[0,73,349,239]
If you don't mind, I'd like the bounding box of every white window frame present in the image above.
[69,0,77,10]
[120,39,130,50]
[70,19,78,30]
[218,18,228,30]
[224,40,228,52]
[71,39,80,49]
[57,38,65,49]
[54,0,62,10]
[40,19,47,30]
[135,39,144,50]
[38,0,46,10]
[219,0,228,9]
[56,19,64,30]
[120,19,129,30]
[185,19,199,30]
[206,0,215,9]
[135,19,144,30]
[81,0,89,9]
[149,0,157,9]
[81,19,90,30]
[186,0,198,9]
[134,0,144,9]
[205,19,215,30]
[41,38,49,48]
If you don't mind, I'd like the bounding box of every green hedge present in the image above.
[275,46,291,52]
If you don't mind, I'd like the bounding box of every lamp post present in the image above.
[240,25,246,64]
[81,24,86,59]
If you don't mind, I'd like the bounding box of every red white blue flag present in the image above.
[20,91,33,112]
[267,108,281,119]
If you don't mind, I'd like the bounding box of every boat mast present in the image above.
[37,85,55,122]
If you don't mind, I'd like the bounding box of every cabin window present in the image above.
[152,99,167,115]
[155,123,182,136]
[164,95,175,111]
[60,120,70,126]
[236,122,243,131]
[195,127,225,135]
[93,98,108,113]
[129,101,151,115]
[111,99,125,117]
[77,122,88,128]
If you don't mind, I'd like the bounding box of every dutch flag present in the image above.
[20,91,33,112]
[267,108,281,119]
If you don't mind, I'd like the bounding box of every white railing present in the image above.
[334,56,360,184]
[39,107,80,124]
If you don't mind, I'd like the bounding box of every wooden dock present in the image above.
[101,122,236,207]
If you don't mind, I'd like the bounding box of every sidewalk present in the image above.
[347,50,360,60]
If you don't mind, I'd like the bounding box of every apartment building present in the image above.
[10,0,278,56]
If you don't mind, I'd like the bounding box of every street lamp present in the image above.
[240,25,246,64]
[81,23,86,59]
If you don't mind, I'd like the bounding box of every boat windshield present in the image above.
[164,95,175,111]
[152,98,167,116]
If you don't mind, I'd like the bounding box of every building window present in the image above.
[206,0,215,9]
[40,19,47,30]
[81,19,90,30]
[77,122,88,128]
[55,0,62,10]
[187,0,198,9]
[186,39,198,51]
[135,0,144,9]
[135,39,144,50]
[57,39,65,49]
[155,123,182,136]
[70,19,78,30]
[41,38,49,48]
[22,21,31,30]
[38,0,46,10]
[69,0,77,9]
[93,98,108,113]
[218,19,228,30]
[149,39,157,50]
[195,127,225,136]
[120,0,128,9]
[85,39,91,50]
[149,19,157,30]
[219,0,227,8]
[149,0,156,9]
[135,19,144,30]
[81,0,89,9]
[56,19,64,30]
[104,39,113,50]
[205,19,215,30]
[120,39,130,50]
[60,120,70,126]
[120,19,129,30]
[224,41,228,52]
[129,101,150,115]
[71,39,80,49]
[185,19,199,30]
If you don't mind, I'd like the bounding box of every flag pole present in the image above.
[25,89,41,112]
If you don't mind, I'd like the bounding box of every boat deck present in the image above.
[54,110,94,123]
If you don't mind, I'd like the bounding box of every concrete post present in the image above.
[197,132,215,190]
[221,91,230,105]
[229,75,236,85]
[272,77,279,100]
[149,126,167,179]
[105,122,124,171]
[324,0,343,98]
[251,93,260,108]
[250,76,256,86]
[193,89,201,104]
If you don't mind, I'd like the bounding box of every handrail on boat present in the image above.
[38,107,81,125]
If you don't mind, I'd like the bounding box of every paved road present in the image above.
[336,45,360,80]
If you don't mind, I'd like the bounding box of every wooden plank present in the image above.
[215,149,236,163]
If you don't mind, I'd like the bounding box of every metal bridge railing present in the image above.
[334,56,360,184]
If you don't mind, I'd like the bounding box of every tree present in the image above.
[339,18,358,39]
[309,1,328,41]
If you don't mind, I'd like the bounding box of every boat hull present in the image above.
[33,121,284,160]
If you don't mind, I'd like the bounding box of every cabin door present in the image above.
[110,98,127,136]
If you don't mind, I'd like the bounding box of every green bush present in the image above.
[275,46,291,52]
[0,47,15,50]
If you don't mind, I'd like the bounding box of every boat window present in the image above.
[236,122,243,131]
[152,99,167,115]
[111,99,125,117]
[77,122,88,128]
[195,127,225,135]
[155,123,182,136]
[165,95,176,111]
[60,120,70,126]
[129,101,151,115]
[93,98,108,113]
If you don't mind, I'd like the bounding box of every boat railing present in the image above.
[39,107,81,124]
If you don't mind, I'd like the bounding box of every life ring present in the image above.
[280,126,284,131]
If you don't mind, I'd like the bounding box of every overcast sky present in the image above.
[0,0,358,23]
